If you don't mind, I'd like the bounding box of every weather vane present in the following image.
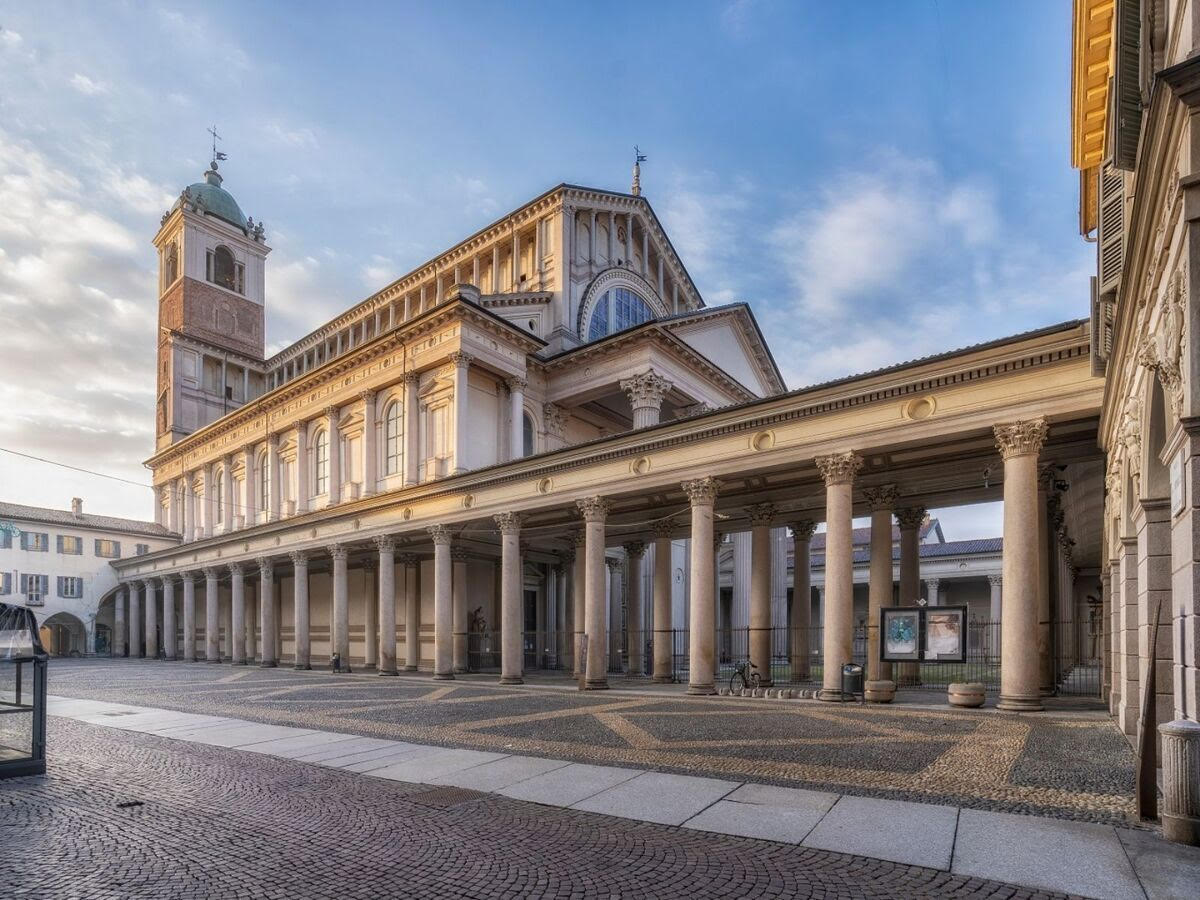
[207,124,227,164]
[632,145,647,196]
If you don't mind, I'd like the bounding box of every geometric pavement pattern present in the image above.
[45,659,1137,826]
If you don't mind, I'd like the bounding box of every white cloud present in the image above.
[69,73,107,95]
[0,27,22,48]
[265,121,319,149]
[361,255,394,289]
[657,171,753,305]
[453,175,499,218]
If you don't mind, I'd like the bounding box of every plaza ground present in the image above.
[5,659,1200,899]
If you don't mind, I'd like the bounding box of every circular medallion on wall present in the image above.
[750,431,775,452]
[631,456,652,475]
[402,507,413,521]
[903,396,937,420]
[537,477,553,494]
[462,495,475,509]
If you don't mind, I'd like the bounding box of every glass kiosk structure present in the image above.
[0,601,48,778]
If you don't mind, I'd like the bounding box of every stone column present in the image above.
[203,567,219,663]
[925,578,940,607]
[557,553,571,667]
[363,560,378,669]
[230,563,246,665]
[402,554,420,671]
[329,544,348,670]
[142,579,158,659]
[451,353,473,473]
[790,520,816,680]
[290,551,310,670]
[258,557,277,668]
[894,505,925,685]
[246,587,257,661]
[652,521,674,683]
[817,451,863,701]
[864,486,898,699]
[536,556,548,668]
[624,541,646,675]
[494,514,523,684]
[222,598,233,661]
[571,530,586,677]
[995,418,1048,711]
[203,464,215,538]
[429,525,455,680]
[620,369,672,429]
[267,434,281,521]
[577,497,611,689]
[683,478,719,695]
[507,375,526,461]
[452,547,469,673]
[125,581,141,658]
[989,575,1003,623]
[113,585,127,657]
[605,557,623,666]
[1109,558,1122,716]
[294,424,308,515]
[243,445,257,525]
[1036,471,1053,695]
[747,503,776,686]
[1119,536,1140,734]
[361,389,377,498]
[184,472,196,541]
[222,455,234,532]
[181,574,195,662]
[326,407,342,505]
[374,539,396,675]
[1160,720,1200,845]
[403,372,420,487]
[162,576,176,660]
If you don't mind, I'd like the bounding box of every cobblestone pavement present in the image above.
[1,718,1082,899]
[46,659,1136,826]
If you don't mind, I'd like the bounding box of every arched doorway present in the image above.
[39,612,87,658]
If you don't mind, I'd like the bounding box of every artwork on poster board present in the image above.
[925,610,963,659]
[882,609,920,660]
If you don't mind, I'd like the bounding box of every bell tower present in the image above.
[152,156,271,450]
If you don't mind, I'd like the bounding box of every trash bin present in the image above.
[841,662,864,703]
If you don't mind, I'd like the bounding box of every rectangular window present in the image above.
[58,535,83,555]
[20,531,49,552]
[0,530,10,550]
[0,573,10,595]
[136,544,150,556]
[94,539,121,559]
[21,573,48,605]
[57,576,83,598]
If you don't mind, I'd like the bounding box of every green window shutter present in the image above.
[1098,167,1125,296]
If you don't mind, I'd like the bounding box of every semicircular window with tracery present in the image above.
[586,287,657,341]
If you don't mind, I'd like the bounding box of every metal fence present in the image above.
[462,618,1102,698]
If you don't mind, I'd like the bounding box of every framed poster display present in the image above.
[879,605,967,663]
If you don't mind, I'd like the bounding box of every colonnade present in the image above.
[118,419,1050,708]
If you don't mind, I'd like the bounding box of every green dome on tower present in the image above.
[173,162,248,231]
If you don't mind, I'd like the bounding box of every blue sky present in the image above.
[0,1,1091,535]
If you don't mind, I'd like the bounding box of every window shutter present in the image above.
[1098,167,1125,296]
[57,576,65,597]
[1112,0,1143,171]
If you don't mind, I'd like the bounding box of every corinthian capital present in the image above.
[681,477,719,505]
[576,496,611,523]
[619,369,672,407]
[790,519,817,541]
[746,503,776,527]
[492,513,523,535]
[993,418,1048,460]
[622,540,646,558]
[427,524,454,545]
[862,484,900,511]
[895,505,927,530]
[815,451,863,486]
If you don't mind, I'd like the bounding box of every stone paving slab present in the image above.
[316,741,432,768]
[572,771,740,827]
[184,723,316,749]
[952,808,1145,900]
[1117,827,1200,900]
[802,794,959,870]
[339,746,441,773]
[497,761,643,807]
[289,736,399,762]
[430,754,572,791]
[683,783,839,844]
[369,747,508,783]
[237,730,362,756]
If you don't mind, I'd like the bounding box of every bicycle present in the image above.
[728,660,762,693]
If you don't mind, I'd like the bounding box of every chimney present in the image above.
[71,497,83,517]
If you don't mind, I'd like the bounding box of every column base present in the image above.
[996,694,1044,712]
[164,656,177,662]
[498,676,524,685]
[233,660,247,667]
[206,658,222,664]
[294,663,311,671]
[1160,720,1200,846]
[377,668,398,676]
[453,666,468,674]
[403,665,419,672]
[686,683,715,696]
[433,672,456,681]
[652,674,673,684]
[260,661,278,668]
[818,688,851,702]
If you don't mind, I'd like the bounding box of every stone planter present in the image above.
[864,679,896,703]
[948,682,985,708]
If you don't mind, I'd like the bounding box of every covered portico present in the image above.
[112,321,1103,711]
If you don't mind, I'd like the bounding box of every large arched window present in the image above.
[522,412,535,457]
[213,467,223,521]
[206,244,244,294]
[257,452,269,515]
[314,428,329,495]
[384,401,402,475]
[586,287,656,341]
